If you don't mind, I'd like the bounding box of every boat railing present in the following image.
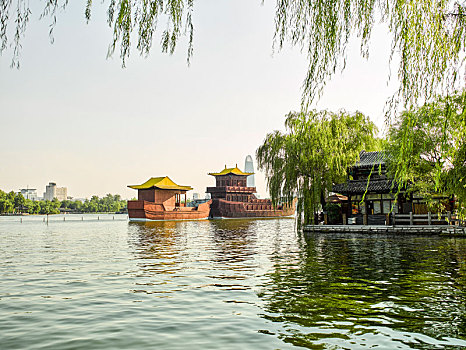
[207,186,256,193]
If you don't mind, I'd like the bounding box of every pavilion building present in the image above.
[332,151,454,225]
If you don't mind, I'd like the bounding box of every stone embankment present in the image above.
[303,225,466,236]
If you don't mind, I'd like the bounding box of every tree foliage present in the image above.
[256,110,379,226]
[0,190,127,214]
[69,193,126,212]
[274,0,466,109]
[1,0,193,68]
[0,190,61,214]
[2,1,465,108]
[387,91,466,216]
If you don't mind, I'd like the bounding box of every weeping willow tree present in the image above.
[387,91,466,217]
[2,0,466,109]
[256,110,379,226]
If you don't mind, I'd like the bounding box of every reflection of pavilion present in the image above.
[129,220,179,231]
[127,220,190,298]
[208,219,258,284]
[129,221,182,264]
[260,233,466,348]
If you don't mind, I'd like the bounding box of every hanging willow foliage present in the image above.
[274,0,466,111]
[387,91,466,217]
[256,110,379,227]
[0,0,193,68]
[1,1,465,109]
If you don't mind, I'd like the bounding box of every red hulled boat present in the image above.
[206,165,296,219]
[127,177,211,221]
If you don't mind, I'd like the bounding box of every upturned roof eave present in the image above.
[208,166,254,176]
[128,176,193,191]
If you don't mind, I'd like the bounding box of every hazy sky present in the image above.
[0,0,398,199]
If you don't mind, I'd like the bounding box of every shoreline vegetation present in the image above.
[257,92,466,226]
[0,190,128,215]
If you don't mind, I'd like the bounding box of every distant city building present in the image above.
[43,182,68,201]
[56,187,68,201]
[19,188,38,201]
[44,182,56,201]
[192,193,200,200]
[244,155,255,187]
[205,193,211,200]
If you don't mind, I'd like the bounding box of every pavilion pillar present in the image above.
[347,195,352,220]
[363,202,368,225]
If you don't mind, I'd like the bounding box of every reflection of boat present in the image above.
[127,177,211,221]
[206,165,296,219]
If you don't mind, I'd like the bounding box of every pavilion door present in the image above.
[175,193,180,207]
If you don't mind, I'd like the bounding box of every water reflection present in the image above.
[129,221,186,261]
[209,219,256,266]
[200,219,258,292]
[259,233,466,349]
[3,217,466,349]
[127,221,191,296]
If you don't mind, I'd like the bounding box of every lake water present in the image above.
[1,214,465,349]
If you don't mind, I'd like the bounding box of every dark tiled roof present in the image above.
[354,151,387,168]
[333,179,395,195]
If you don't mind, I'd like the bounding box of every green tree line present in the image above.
[0,191,127,215]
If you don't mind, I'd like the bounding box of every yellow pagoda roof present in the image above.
[128,177,193,191]
[208,165,254,176]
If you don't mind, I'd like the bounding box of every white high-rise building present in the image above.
[43,182,68,201]
[55,187,68,201]
[244,155,255,188]
[44,182,56,201]
[19,188,38,201]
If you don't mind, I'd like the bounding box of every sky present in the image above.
[0,0,398,200]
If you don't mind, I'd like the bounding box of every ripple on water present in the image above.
[0,216,465,349]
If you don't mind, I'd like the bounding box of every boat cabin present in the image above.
[206,164,295,218]
[206,165,255,202]
[128,176,192,211]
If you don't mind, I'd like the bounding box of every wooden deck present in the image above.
[303,224,466,236]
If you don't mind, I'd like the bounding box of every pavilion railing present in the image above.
[392,212,463,226]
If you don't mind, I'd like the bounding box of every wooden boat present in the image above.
[127,177,211,221]
[206,165,296,219]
